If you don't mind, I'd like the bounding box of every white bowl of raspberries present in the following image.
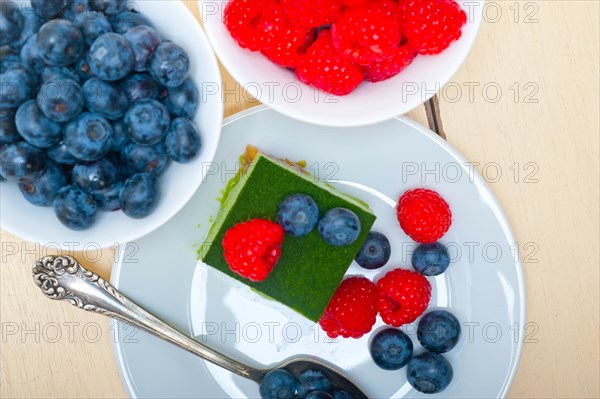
[0,0,223,247]
[200,0,482,127]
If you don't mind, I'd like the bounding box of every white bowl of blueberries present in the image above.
[0,0,223,247]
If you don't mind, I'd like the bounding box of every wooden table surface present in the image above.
[1,1,598,398]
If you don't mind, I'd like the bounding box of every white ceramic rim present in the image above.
[110,105,526,399]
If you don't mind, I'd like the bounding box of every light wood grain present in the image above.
[1,1,598,398]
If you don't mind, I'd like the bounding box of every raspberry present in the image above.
[296,30,364,96]
[280,0,342,28]
[341,0,376,7]
[364,43,416,82]
[331,0,402,66]
[377,268,431,327]
[262,25,316,68]
[224,0,286,51]
[400,0,467,55]
[222,218,285,282]
[319,276,377,338]
[396,188,452,243]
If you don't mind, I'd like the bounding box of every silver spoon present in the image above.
[32,255,369,399]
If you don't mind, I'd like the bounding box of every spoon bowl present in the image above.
[279,357,368,399]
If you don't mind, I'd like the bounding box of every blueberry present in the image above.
[124,99,170,145]
[355,231,391,270]
[164,118,201,164]
[0,108,12,119]
[156,83,168,100]
[297,370,331,396]
[123,25,161,72]
[121,141,168,175]
[15,100,63,148]
[110,10,155,34]
[0,63,33,108]
[164,78,199,118]
[119,172,160,218]
[62,0,91,21]
[75,49,94,81]
[82,78,129,120]
[41,66,81,84]
[417,310,461,353]
[0,109,20,146]
[47,140,78,165]
[258,369,298,399]
[37,79,84,122]
[31,0,69,21]
[106,151,130,179]
[149,42,190,87]
[369,328,413,370]
[72,158,119,194]
[119,73,159,103]
[318,208,361,246]
[406,352,453,394]
[110,118,128,152]
[20,34,46,74]
[37,19,84,66]
[88,32,134,81]
[276,193,319,237]
[9,7,42,52]
[89,0,126,15]
[0,52,22,72]
[305,392,333,399]
[58,164,74,183]
[0,2,24,46]
[18,160,67,206]
[53,184,97,230]
[0,142,47,181]
[64,112,113,161]
[411,242,450,276]
[332,392,353,399]
[93,180,122,211]
[73,11,112,46]
[0,64,39,103]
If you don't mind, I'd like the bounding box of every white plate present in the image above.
[198,0,483,127]
[111,106,525,398]
[0,1,223,248]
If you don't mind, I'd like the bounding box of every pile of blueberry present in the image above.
[259,368,352,399]
[369,309,461,394]
[352,212,459,393]
[0,0,201,230]
[277,193,361,247]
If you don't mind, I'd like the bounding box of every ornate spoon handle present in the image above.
[32,255,265,383]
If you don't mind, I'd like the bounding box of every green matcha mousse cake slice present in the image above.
[199,146,376,323]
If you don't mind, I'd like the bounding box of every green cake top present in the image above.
[199,148,376,322]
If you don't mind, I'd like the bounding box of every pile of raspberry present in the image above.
[320,188,452,339]
[224,0,467,95]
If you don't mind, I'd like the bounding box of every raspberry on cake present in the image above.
[222,218,284,282]
[199,146,376,323]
